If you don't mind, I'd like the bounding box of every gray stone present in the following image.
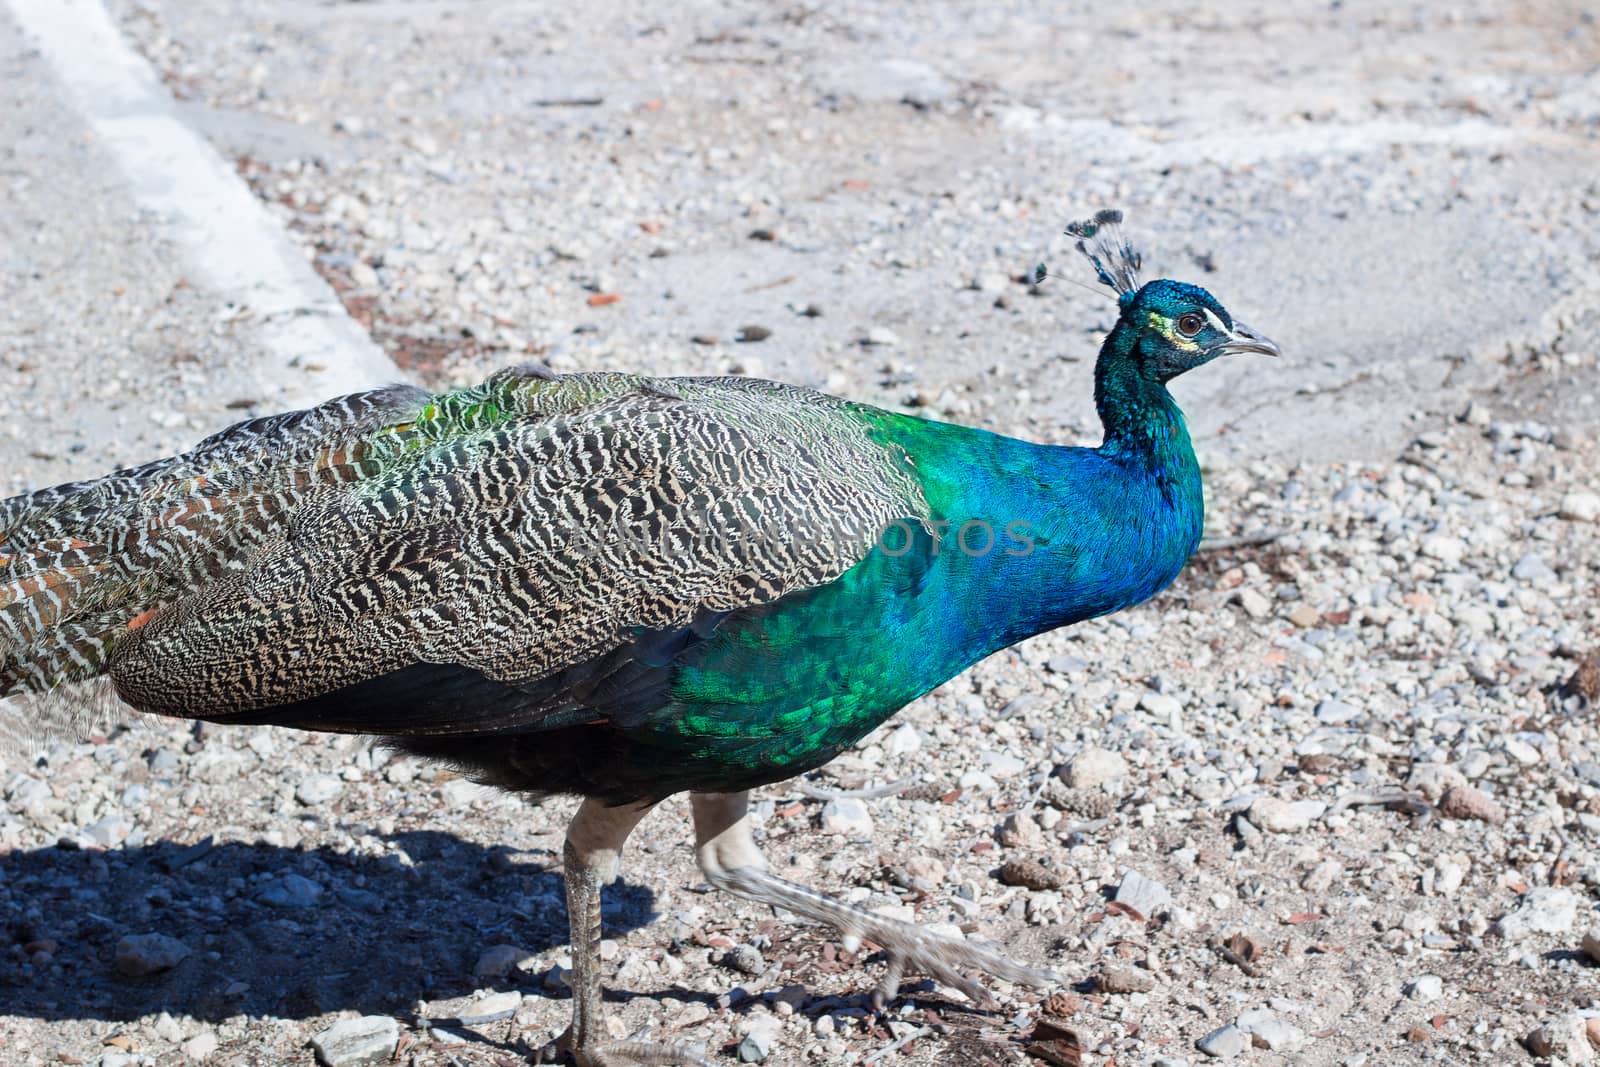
[310,1016,400,1067]
[82,814,131,847]
[1583,928,1600,965]
[115,932,190,977]
[1115,868,1172,918]
[735,1016,781,1063]
[256,873,323,909]
[294,772,342,806]
[1314,699,1360,724]
[1196,1024,1248,1058]
[473,943,536,978]
[819,797,873,837]
[1511,553,1556,583]
[1236,1009,1307,1052]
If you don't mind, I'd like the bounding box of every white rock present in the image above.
[1524,1014,1596,1063]
[1432,860,1468,897]
[1140,692,1182,719]
[182,1031,220,1060]
[863,326,900,347]
[820,798,874,837]
[310,1016,400,1067]
[1420,534,1466,565]
[958,769,997,792]
[884,723,922,756]
[1558,490,1600,523]
[998,812,1043,849]
[1249,796,1326,833]
[980,750,1027,778]
[1493,887,1579,942]
[1236,588,1272,619]
[1236,1009,1307,1052]
[1063,746,1128,789]
[1403,974,1443,1001]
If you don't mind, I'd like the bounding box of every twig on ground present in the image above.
[1329,790,1434,827]
[863,1025,933,1064]
[401,1008,518,1031]
[794,776,920,800]
[1197,529,1287,552]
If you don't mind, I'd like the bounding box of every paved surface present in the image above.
[92,0,1600,468]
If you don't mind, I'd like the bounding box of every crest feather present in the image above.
[1065,209,1142,299]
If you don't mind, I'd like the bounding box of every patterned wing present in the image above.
[0,384,427,725]
[105,370,927,731]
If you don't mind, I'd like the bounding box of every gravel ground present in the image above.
[4,2,1600,1066]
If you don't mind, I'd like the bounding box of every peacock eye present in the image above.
[1176,313,1204,337]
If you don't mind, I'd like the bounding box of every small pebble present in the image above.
[819,798,873,837]
[1196,1024,1248,1059]
[115,932,190,977]
[1062,746,1127,789]
[1438,785,1505,825]
[1248,796,1326,833]
[294,773,343,806]
[1558,490,1600,523]
[1403,974,1443,1001]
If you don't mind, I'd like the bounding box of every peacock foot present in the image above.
[693,790,1058,1011]
[719,864,1059,1008]
[541,1024,711,1067]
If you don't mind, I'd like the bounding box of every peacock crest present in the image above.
[1065,208,1143,300]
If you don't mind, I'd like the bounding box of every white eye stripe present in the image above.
[1201,308,1228,334]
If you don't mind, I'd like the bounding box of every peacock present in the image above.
[0,211,1277,1066]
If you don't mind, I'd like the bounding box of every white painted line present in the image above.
[5,0,402,404]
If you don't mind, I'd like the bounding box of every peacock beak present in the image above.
[1219,321,1281,358]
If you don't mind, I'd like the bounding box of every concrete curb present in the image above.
[5,0,402,404]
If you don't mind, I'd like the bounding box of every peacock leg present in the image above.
[544,798,710,1067]
[691,791,1057,1009]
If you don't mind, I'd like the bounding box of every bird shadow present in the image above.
[0,832,657,1024]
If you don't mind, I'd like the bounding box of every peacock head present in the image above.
[1046,209,1280,381]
